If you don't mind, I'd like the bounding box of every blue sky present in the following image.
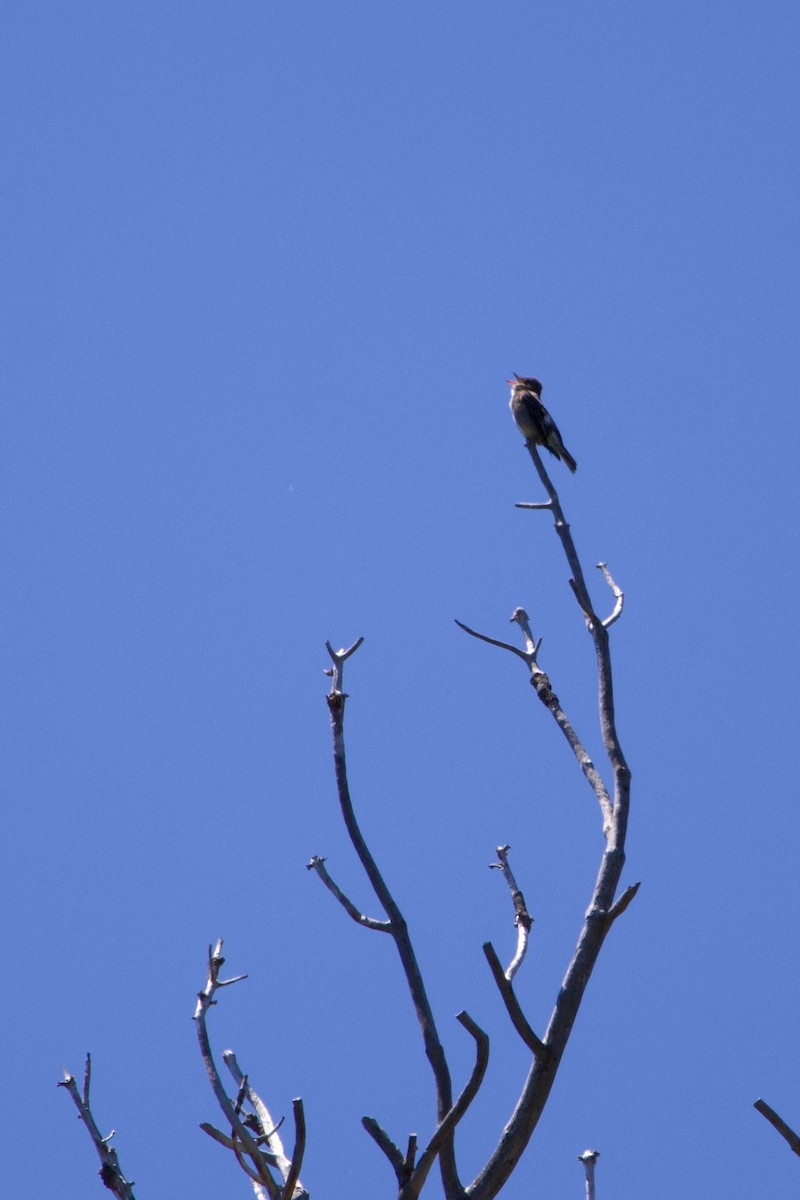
[4,3,800,1197]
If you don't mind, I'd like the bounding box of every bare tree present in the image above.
[61,436,635,1198]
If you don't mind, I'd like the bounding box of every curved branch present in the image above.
[596,562,624,628]
[407,1013,489,1200]
[489,844,533,980]
[280,1100,306,1200]
[232,1134,278,1189]
[362,1116,407,1184]
[454,619,533,663]
[306,855,391,931]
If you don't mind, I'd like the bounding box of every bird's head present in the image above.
[507,374,542,394]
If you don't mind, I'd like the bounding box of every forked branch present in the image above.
[194,939,308,1199]
[362,1013,490,1200]
[57,1058,136,1200]
[455,444,634,1200]
[457,607,613,833]
[312,437,634,1200]
[314,637,463,1197]
[306,854,391,932]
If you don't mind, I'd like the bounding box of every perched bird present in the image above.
[508,375,577,473]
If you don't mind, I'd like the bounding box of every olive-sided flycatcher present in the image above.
[508,375,577,473]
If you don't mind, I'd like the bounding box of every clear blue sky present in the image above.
[4,3,799,1197]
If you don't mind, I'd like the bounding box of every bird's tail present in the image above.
[561,447,578,473]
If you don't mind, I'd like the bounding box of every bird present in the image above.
[508,375,577,473]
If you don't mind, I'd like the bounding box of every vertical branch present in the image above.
[524,445,630,801]
[321,641,463,1199]
[579,1149,600,1200]
[460,447,634,1200]
[58,1059,137,1200]
[488,844,532,980]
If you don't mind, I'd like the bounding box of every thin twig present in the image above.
[306,855,391,931]
[489,844,533,980]
[458,607,613,832]
[454,619,533,664]
[82,1052,92,1105]
[606,881,640,925]
[596,562,624,628]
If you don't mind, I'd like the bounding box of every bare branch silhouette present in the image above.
[58,1058,137,1200]
[755,1099,800,1158]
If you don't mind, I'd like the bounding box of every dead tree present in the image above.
[60,437,635,1198]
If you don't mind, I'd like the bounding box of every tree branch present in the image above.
[606,881,640,925]
[58,1058,136,1200]
[482,942,548,1061]
[522,449,632,811]
[404,1013,489,1199]
[754,1099,800,1158]
[320,639,463,1198]
[457,605,614,834]
[323,636,364,695]
[462,448,632,1200]
[596,562,624,628]
[194,940,307,1199]
[280,1099,307,1200]
[223,1052,298,1183]
[453,619,533,663]
[362,1116,408,1184]
[578,1149,600,1200]
[306,855,391,931]
[489,844,533,980]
